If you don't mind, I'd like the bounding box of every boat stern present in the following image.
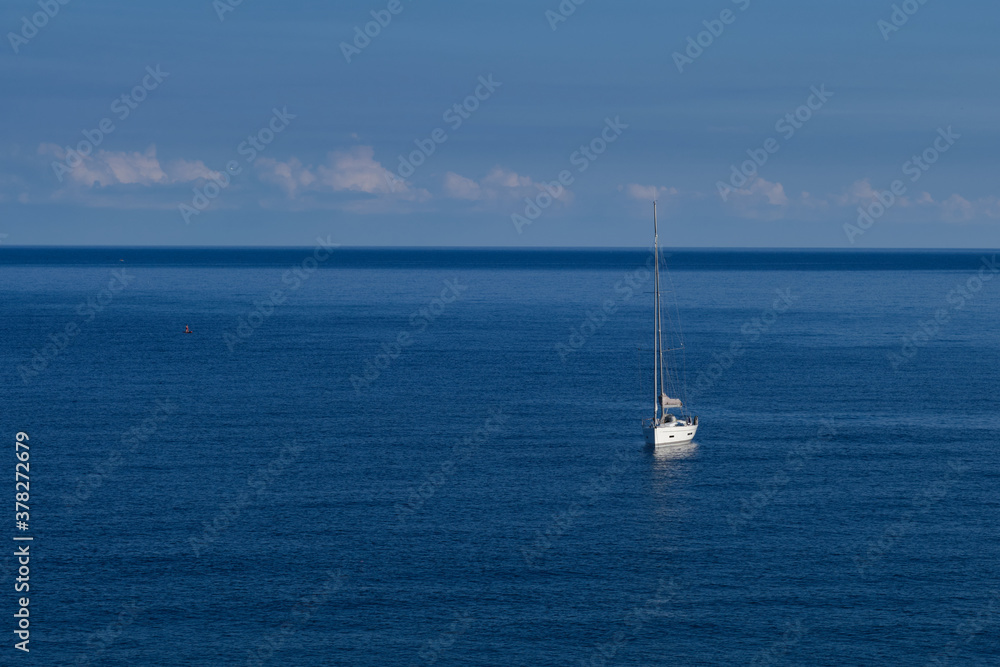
[643,420,697,446]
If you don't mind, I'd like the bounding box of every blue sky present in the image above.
[1,0,999,247]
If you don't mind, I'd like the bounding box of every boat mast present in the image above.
[653,201,663,424]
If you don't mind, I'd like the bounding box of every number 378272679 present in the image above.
[15,432,29,524]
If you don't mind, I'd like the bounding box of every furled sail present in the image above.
[660,394,682,408]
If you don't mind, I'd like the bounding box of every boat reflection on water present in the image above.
[648,441,698,462]
[645,442,698,517]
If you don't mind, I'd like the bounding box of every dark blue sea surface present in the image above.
[1,248,999,666]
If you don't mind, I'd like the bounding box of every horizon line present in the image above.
[0,245,997,252]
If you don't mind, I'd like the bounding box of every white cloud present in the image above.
[99,147,168,185]
[941,194,974,221]
[833,180,1000,222]
[480,167,534,192]
[165,158,223,184]
[316,146,391,194]
[723,177,789,219]
[38,144,220,188]
[799,191,829,210]
[623,184,679,201]
[256,146,429,202]
[835,179,879,206]
[256,157,315,198]
[443,167,573,205]
[835,179,926,210]
[747,178,788,206]
[442,172,482,200]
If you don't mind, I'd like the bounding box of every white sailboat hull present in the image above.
[643,422,697,447]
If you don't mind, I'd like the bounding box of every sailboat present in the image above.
[642,201,699,447]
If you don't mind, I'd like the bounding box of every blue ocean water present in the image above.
[1,248,999,666]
